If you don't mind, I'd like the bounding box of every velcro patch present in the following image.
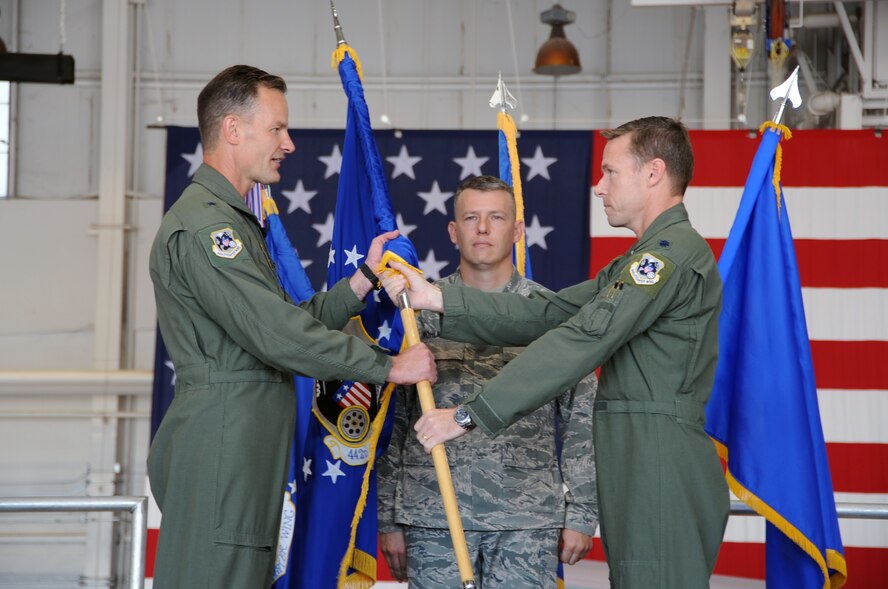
[620,252,675,298]
[629,253,665,285]
[210,227,244,259]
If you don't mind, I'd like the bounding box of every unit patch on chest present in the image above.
[629,253,665,285]
[210,227,244,259]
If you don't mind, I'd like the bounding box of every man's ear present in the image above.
[447,220,458,246]
[646,158,667,187]
[513,219,525,244]
[221,114,240,145]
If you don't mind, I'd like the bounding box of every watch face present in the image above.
[454,407,472,428]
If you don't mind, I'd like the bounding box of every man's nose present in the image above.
[593,179,605,199]
[282,133,295,153]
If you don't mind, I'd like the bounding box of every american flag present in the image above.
[148,124,592,583]
[149,126,887,586]
[335,380,372,410]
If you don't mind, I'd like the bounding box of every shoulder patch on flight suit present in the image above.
[208,227,244,260]
[620,252,675,298]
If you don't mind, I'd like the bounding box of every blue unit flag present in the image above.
[706,123,846,588]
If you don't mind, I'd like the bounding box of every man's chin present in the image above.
[258,172,281,185]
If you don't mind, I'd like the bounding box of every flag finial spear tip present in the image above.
[769,65,802,125]
[331,1,347,46]
[489,73,517,113]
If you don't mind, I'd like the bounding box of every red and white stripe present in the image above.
[145,478,160,588]
[590,129,888,585]
[340,381,373,409]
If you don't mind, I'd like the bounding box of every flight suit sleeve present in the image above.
[299,277,368,331]
[439,277,607,347]
[464,252,685,435]
[376,385,411,533]
[557,372,599,535]
[173,225,392,383]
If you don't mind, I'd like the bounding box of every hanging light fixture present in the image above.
[533,3,581,76]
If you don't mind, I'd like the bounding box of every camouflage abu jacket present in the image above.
[377,269,598,534]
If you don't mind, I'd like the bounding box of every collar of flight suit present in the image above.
[191,164,258,220]
[629,201,689,254]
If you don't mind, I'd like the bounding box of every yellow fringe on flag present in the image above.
[498,111,528,277]
[758,121,792,215]
[712,439,848,589]
[340,548,378,589]
[323,249,402,587]
[331,44,364,81]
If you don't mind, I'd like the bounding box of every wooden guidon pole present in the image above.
[398,292,477,589]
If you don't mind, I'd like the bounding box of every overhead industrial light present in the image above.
[0,52,75,84]
[0,8,75,84]
[533,3,581,76]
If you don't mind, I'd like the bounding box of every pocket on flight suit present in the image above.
[211,378,289,553]
[575,282,624,336]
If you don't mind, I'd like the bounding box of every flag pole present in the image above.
[398,293,477,589]
[490,74,529,277]
[328,4,477,587]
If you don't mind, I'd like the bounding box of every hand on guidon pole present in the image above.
[379,260,444,313]
[387,343,437,386]
[366,230,400,270]
[415,408,467,452]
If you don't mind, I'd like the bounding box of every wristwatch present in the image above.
[359,263,382,290]
[453,405,476,430]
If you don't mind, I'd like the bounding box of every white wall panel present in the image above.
[129,198,163,371]
[16,85,98,199]
[0,200,97,370]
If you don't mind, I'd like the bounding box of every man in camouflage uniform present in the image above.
[389,118,730,589]
[377,176,598,588]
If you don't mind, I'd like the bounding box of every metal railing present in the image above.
[731,499,888,520]
[0,496,147,589]
[0,496,883,589]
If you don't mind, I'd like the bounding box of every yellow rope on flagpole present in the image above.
[759,121,792,214]
[499,111,527,276]
[332,43,364,80]
[260,185,278,220]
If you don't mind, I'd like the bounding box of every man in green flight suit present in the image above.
[384,117,729,588]
[148,65,436,588]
